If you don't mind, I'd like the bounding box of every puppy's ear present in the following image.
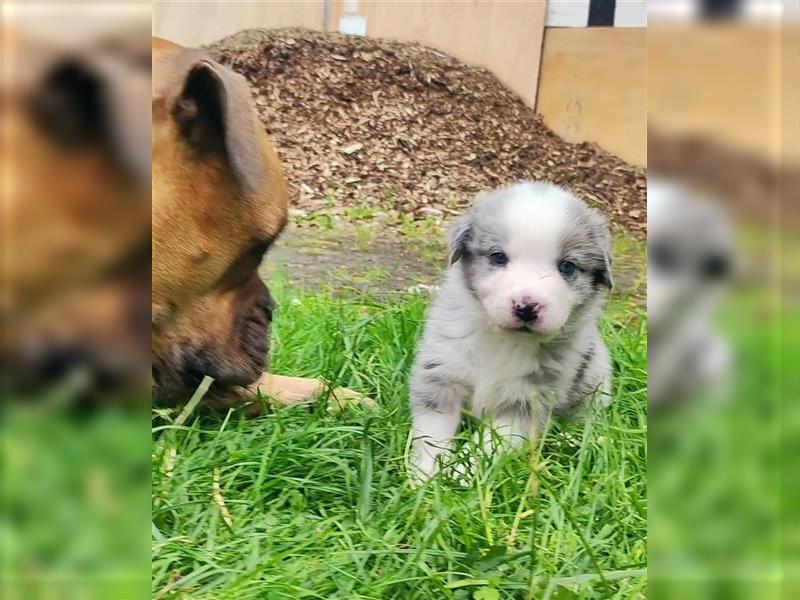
[448,215,473,265]
[172,60,265,195]
[600,243,614,290]
[590,209,614,290]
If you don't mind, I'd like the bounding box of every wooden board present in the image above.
[154,1,545,107]
[537,27,646,166]
[153,1,326,48]
[331,1,547,107]
[648,24,790,165]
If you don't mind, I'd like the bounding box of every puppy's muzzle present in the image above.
[513,299,540,323]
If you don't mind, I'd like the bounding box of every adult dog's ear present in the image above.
[448,215,473,265]
[172,59,265,195]
[29,55,151,182]
[28,59,106,147]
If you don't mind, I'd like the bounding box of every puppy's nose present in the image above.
[513,300,539,323]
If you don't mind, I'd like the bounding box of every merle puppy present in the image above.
[409,181,614,480]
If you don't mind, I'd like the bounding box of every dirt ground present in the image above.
[262,222,442,292]
[262,219,645,304]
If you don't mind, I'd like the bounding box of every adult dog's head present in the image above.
[449,182,613,336]
[152,38,288,397]
[1,27,151,388]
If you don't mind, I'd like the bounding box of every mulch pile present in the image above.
[211,28,646,234]
[649,127,799,226]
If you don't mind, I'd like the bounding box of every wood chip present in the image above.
[211,28,646,234]
[340,142,363,155]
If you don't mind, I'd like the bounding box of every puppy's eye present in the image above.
[488,251,509,266]
[650,242,679,273]
[558,260,577,275]
[700,253,731,281]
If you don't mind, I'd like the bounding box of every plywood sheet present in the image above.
[648,24,789,165]
[153,1,326,48]
[332,1,547,107]
[537,27,646,166]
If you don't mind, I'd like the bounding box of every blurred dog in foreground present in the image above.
[152,38,366,410]
[647,178,734,408]
[0,27,151,393]
[1,31,367,408]
[409,182,613,480]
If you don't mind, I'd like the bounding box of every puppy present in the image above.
[409,182,613,480]
[647,178,734,408]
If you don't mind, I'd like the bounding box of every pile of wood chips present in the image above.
[211,28,646,234]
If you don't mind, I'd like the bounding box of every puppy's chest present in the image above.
[466,335,562,413]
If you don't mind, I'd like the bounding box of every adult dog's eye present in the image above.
[558,260,577,275]
[216,239,273,291]
[488,251,509,266]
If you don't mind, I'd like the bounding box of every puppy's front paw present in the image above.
[410,452,475,487]
[409,451,439,485]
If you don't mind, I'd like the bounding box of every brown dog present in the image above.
[1,27,151,389]
[152,38,367,409]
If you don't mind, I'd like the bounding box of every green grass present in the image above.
[3,403,151,600]
[152,278,647,599]
[648,289,796,599]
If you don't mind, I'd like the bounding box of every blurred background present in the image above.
[1,2,151,598]
[647,1,797,599]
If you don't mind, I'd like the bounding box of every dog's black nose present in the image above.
[513,302,539,323]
